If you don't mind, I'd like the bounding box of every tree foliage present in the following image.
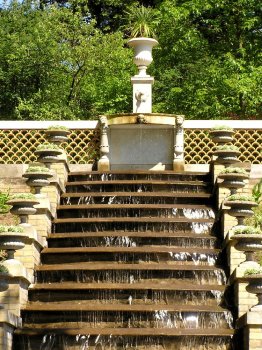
[0,0,132,119]
[0,0,261,120]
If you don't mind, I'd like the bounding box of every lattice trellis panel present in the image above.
[0,128,261,164]
[0,129,100,164]
[184,129,262,164]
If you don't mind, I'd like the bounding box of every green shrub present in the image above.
[36,142,61,151]
[0,265,9,274]
[233,226,261,235]
[244,267,262,276]
[216,145,239,151]
[10,193,36,200]
[227,194,255,202]
[47,125,69,131]
[220,167,248,175]
[26,166,50,173]
[212,125,233,131]
[0,190,10,214]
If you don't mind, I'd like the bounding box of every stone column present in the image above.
[173,116,185,172]
[98,115,110,171]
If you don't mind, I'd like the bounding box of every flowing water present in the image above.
[15,171,234,349]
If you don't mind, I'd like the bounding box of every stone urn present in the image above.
[209,128,234,144]
[23,166,53,195]
[245,275,262,311]
[127,37,158,76]
[35,143,63,166]
[213,145,240,165]
[45,127,70,145]
[0,231,25,261]
[7,196,39,224]
[224,195,257,225]
[233,234,262,268]
[218,168,249,195]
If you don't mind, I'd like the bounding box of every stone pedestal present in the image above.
[0,310,21,350]
[131,76,154,113]
[237,311,262,350]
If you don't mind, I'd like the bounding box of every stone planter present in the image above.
[213,149,241,165]
[0,231,26,260]
[233,234,262,268]
[127,37,158,77]
[7,198,39,224]
[209,129,234,144]
[245,275,262,311]
[35,148,63,166]
[224,200,257,225]
[218,173,249,194]
[45,129,70,145]
[22,171,53,195]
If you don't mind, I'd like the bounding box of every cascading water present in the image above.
[14,171,234,350]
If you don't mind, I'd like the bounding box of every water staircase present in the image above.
[14,170,234,349]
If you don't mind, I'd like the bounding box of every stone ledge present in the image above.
[0,310,22,328]
[237,311,262,329]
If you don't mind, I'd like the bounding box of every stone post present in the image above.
[131,76,154,113]
[173,115,185,172]
[98,115,110,171]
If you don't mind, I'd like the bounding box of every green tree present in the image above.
[152,0,262,119]
[0,0,132,120]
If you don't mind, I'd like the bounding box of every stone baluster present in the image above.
[173,115,185,172]
[98,115,110,171]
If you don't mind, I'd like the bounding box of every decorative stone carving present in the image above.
[98,115,110,171]
[136,114,147,124]
[173,116,185,172]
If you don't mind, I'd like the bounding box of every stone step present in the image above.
[66,179,210,186]
[53,217,214,223]
[47,232,218,249]
[56,205,215,220]
[23,302,228,313]
[30,281,226,292]
[42,246,220,254]
[61,191,212,198]
[36,262,223,272]
[68,170,211,182]
[28,283,225,305]
[40,246,220,264]
[15,327,234,337]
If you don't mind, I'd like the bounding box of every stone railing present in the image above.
[211,129,262,350]
[0,120,261,165]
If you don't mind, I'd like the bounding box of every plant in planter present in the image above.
[218,167,249,194]
[23,164,53,195]
[0,190,10,214]
[35,142,63,166]
[224,194,257,225]
[0,225,25,263]
[45,125,70,145]
[125,5,159,77]
[213,145,240,165]
[244,267,262,311]
[209,125,234,144]
[232,226,262,268]
[7,193,39,224]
